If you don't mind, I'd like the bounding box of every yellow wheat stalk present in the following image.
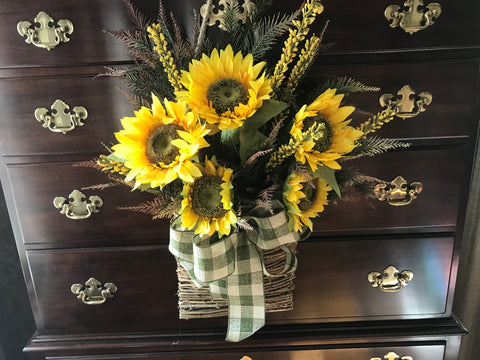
[357,109,397,138]
[286,35,320,92]
[147,24,183,93]
[98,155,130,176]
[271,0,324,93]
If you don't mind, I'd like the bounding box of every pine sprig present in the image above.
[318,76,381,95]
[250,11,300,62]
[345,136,411,160]
[118,196,181,220]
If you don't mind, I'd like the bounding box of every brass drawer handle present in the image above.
[379,85,432,119]
[71,278,117,305]
[200,0,256,30]
[385,0,441,34]
[35,99,88,134]
[17,11,73,50]
[53,190,103,220]
[368,265,413,293]
[374,176,423,207]
[371,351,413,360]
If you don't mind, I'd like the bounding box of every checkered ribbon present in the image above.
[169,201,299,342]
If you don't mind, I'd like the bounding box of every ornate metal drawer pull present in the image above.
[371,351,413,360]
[368,265,413,293]
[385,0,441,34]
[53,190,103,220]
[71,278,117,305]
[375,176,423,207]
[201,0,256,30]
[35,100,88,134]
[380,85,432,119]
[17,11,74,50]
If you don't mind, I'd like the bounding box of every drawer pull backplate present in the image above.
[53,190,103,220]
[374,176,423,207]
[71,278,117,305]
[371,351,413,360]
[368,266,413,293]
[385,0,441,34]
[35,99,88,134]
[379,85,432,119]
[17,11,73,50]
[200,0,256,30]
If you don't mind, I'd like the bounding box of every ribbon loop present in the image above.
[193,234,235,283]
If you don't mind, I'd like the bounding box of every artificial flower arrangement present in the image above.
[91,0,409,342]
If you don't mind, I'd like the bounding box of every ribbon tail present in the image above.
[225,234,265,342]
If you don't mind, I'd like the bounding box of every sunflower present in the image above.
[180,158,236,237]
[112,94,210,188]
[283,173,331,232]
[176,45,272,132]
[291,88,363,171]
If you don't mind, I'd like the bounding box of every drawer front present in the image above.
[308,0,479,53]
[0,75,133,156]
[5,146,468,246]
[6,161,169,247]
[0,0,198,67]
[308,60,479,140]
[27,235,453,334]
[312,147,468,236]
[46,345,446,360]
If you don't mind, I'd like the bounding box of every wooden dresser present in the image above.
[0,0,478,359]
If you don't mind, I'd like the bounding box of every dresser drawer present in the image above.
[45,345,446,360]
[26,235,453,334]
[312,146,469,236]
[311,0,480,54]
[0,0,200,68]
[309,60,479,140]
[5,146,468,247]
[0,75,133,156]
[6,161,168,247]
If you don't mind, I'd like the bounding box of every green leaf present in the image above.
[221,128,241,145]
[239,130,267,163]
[314,165,341,198]
[107,152,125,163]
[243,100,288,132]
[238,100,288,163]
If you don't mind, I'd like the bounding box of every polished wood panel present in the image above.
[286,0,480,54]
[6,161,167,247]
[0,0,201,68]
[43,345,445,360]
[306,60,479,140]
[312,147,468,236]
[4,146,467,247]
[26,235,453,334]
[0,75,133,156]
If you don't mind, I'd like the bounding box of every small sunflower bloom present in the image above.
[283,173,331,232]
[291,88,363,171]
[112,94,210,188]
[180,158,236,237]
[176,45,272,131]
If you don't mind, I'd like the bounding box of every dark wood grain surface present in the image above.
[25,235,453,334]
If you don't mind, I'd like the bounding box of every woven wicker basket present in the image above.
[176,243,297,319]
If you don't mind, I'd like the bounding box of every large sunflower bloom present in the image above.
[112,95,210,188]
[180,158,236,237]
[283,173,331,232]
[291,88,363,171]
[176,45,272,131]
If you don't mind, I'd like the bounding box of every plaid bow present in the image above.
[169,201,299,342]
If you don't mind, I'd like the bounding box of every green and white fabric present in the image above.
[169,201,299,342]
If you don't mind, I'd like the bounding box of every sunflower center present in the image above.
[298,181,317,212]
[206,78,249,115]
[303,115,334,153]
[146,124,182,165]
[191,175,228,218]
